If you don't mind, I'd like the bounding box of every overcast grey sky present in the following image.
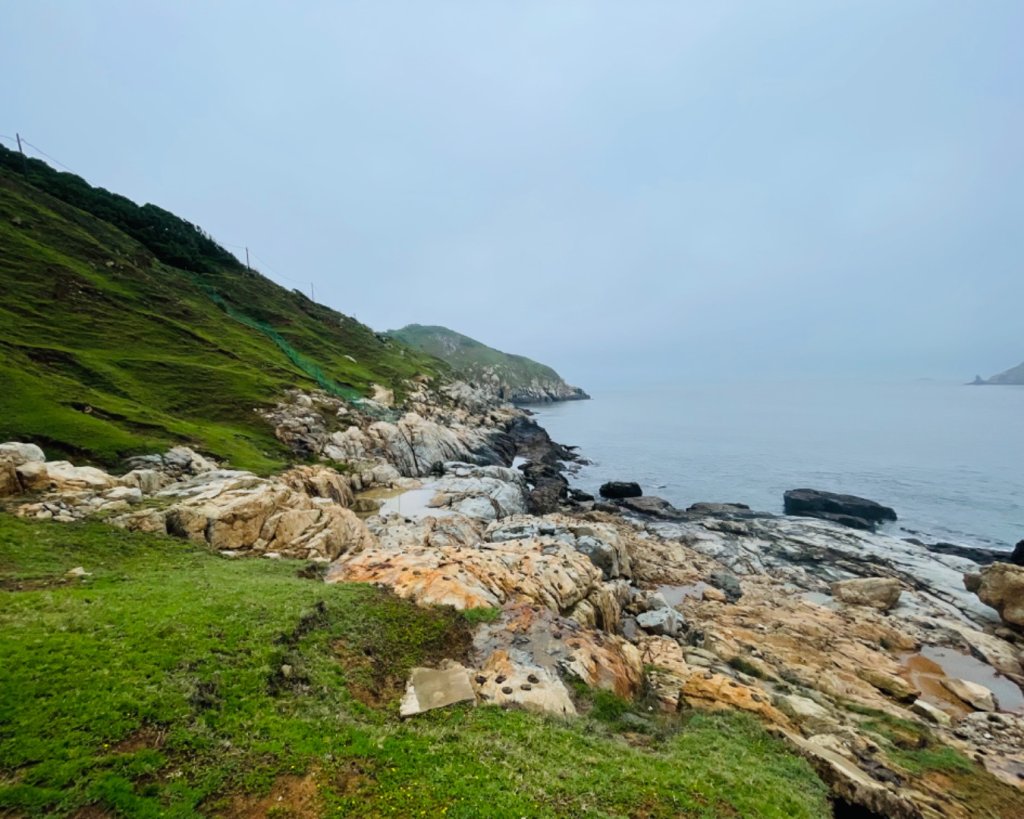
[3,1,1022,388]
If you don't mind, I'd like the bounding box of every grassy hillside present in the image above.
[388,324,586,402]
[0,514,832,818]
[0,150,447,471]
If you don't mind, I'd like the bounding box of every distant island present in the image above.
[387,324,589,403]
[970,360,1024,385]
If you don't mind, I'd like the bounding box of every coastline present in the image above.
[3,382,1024,815]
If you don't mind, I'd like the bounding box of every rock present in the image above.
[399,661,477,717]
[857,668,918,703]
[0,442,45,466]
[1012,540,1024,566]
[783,489,897,530]
[102,486,143,504]
[472,650,576,717]
[326,525,603,613]
[65,566,91,578]
[709,572,743,603]
[965,562,1024,628]
[831,577,902,611]
[636,607,684,638]
[280,465,354,507]
[941,678,997,712]
[17,461,117,493]
[911,699,952,727]
[574,535,621,580]
[115,469,375,561]
[617,496,686,519]
[774,694,839,734]
[599,481,642,499]
[921,540,1011,565]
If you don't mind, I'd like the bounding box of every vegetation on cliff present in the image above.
[0,149,446,471]
[0,514,831,818]
[388,324,588,403]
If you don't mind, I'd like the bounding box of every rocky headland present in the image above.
[387,324,590,403]
[971,360,1024,386]
[3,382,1024,817]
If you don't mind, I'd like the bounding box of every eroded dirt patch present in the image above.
[218,772,322,819]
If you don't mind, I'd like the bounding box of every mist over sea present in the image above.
[529,380,1024,551]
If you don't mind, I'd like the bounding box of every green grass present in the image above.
[0,514,831,818]
[0,168,446,472]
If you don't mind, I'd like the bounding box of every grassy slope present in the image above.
[388,324,576,394]
[0,167,445,472]
[0,515,831,818]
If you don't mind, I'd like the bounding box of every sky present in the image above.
[3,1,1022,389]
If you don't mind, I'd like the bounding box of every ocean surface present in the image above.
[527,380,1024,551]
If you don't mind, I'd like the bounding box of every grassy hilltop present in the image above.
[0,148,446,472]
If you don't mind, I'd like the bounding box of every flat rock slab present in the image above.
[941,677,997,712]
[399,663,476,717]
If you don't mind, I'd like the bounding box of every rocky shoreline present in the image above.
[2,383,1023,816]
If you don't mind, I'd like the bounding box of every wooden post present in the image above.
[15,133,28,175]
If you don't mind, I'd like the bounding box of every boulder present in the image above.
[636,607,684,638]
[599,481,642,499]
[964,562,1024,628]
[831,577,902,611]
[783,489,897,530]
[941,678,997,712]
[0,442,45,466]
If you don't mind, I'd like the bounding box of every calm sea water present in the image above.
[528,380,1024,551]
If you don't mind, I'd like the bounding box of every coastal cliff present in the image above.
[974,361,1024,386]
[387,324,589,403]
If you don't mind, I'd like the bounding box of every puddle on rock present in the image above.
[901,645,1024,716]
[798,591,840,609]
[657,582,709,607]
[354,482,448,520]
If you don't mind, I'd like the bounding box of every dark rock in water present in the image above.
[920,540,1014,566]
[709,571,743,602]
[1014,540,1024,566]
[618,495,686,520]
[599,481,642,499]
[783,489,897,531]
[687,502,750,514]
[810,511,878,531]
[567,488,594,503]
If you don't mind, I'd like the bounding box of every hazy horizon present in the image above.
[4,2,1022,389]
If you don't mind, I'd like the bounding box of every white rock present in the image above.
[941,678,997,712]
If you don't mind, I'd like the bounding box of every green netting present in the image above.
[194,281,364,403]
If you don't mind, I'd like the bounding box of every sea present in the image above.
[526,379,1024,552]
